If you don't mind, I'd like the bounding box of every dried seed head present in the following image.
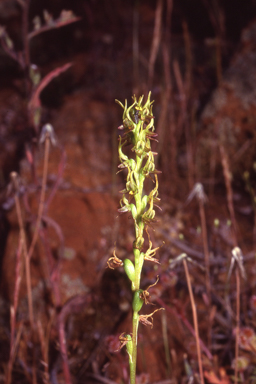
[187,182,208,204]
[138,308,165,328]
[228,246,246,280]
[39,123,57,146]
[140,276,159,305]
[29,64,41,86]
[7,172,22,195]
[117,333,132,351]
[107,250,123,269]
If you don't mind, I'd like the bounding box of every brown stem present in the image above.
[14,192,34,326]
[183,259,205,384]
[28,136,50,260]
[199,201,212,349]
[157,297,212,360]
[37,319,50,384]
[6,323,23,384]
[199,202,211,301]
[234,269,240,384]
[173,60,194,189]
[219,143,238,244]
[132,0,139,94]
[6,238,23,384]
[21,0,32,97]
[22,0,30,69]
[161,310,172,378]
[58,314,72,384]
[148,0,163,88]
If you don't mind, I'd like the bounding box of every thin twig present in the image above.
[6,237,23,384]
[11,173,34,327]
[132,0,139,94]
[173,59,194,189]
[234,268,240,384]
[183,259,205,384]
[161,310,172,378]
[148,0,163,88]
[157,298,212,360]
[58,315,72,384]
[199,202,211,300]
[37,319,50,384]
[219,142,238,243]
[6,322,24,384]
[27,135,50,260]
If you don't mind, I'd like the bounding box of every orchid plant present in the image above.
[108,92,163,384]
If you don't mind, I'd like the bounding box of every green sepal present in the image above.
[123,259,135,283]
[133,248,140,259]
[130,204,137,220]
[141,195,148,212]
[115,99,125,109]
[132,289,144,312]
[125,334,133,363]
[134,236,144,249]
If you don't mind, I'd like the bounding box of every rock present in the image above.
[199,19,256,176]
[1,91,119,311]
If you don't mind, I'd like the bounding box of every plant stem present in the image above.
[130,139,145,384]
[14,187,34,326]
[183,259,205,384]
[130,311,139,384]
[234,268,240,384]
[115,93,159,384]
[199,201,211,302]
[161,310,172,378]
[28,135,50,260]
[220,143,238,239]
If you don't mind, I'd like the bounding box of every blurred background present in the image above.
[1,1,256,383]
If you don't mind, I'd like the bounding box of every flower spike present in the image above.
[113,92,161,384]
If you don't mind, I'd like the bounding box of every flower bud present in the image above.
[123,259,135,283]
[134,236,144,249]
[130,204,137,220]
[125,334,133,361]
[141,195,148,212]
[132,290,144,312]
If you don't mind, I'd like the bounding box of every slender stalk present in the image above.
[198,198,212,349]
[132,0,139,93]
[27,134,50,260]
[6,239,23,384]
[131,311,139,384]
[58,313,72,384]
[6,322,23,384]
[161,310,172,378]
[234,268,240,384]
[156,0,175,182]
[21,0,32,97]
[113,93,161,384]
[11,173,34,327]
[22,0,31,70]
[219,143,238,240]
[199,199,211,301]
[157,297,212,360]
[183,259,205,384]
[148,0,163,88]
[220,138,244,384]
[37,319,50,384]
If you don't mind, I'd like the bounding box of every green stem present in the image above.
[130,311,139,384]
[115,93,157,384]
[130,128,148,383]
[134,248,144,290]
